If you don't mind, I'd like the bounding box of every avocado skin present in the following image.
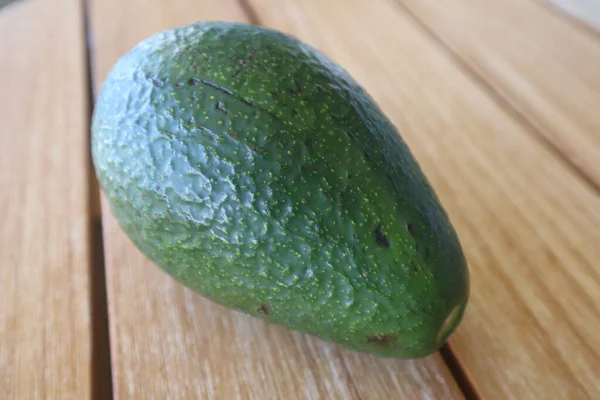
[92,22,469,359]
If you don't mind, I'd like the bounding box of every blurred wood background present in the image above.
[1,0,599,398]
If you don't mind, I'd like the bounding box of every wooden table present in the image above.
[2,0,599,398]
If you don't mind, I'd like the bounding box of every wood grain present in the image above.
[395,0,600,187]
[89,0,463,398]
[245,0,600,397]
[0,0,93,398]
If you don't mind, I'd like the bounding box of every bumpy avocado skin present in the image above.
[92,22,469,359]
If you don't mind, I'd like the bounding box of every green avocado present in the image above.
[92,22,469,359]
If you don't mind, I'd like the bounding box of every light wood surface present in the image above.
[3,0,600,397]
[0,0,93,398]
[245,0,600,397]
[397,0,600,187]
[89,0,463,398]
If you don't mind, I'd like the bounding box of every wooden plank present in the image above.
[395,0,600,186]
[0,0,93,398]
[88,0,463,398]
[246,0,600,397]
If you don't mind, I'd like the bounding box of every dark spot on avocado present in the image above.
[145,74,165,87]
[188,78,200,86]
[346,131,355,140]
[197,126,217,140]
[216,102,228,113]
[201,80,234,95]
[155,185,160,190]
[410,261,418,273]
[348,173,353,179]
[242,98,255,107]
[375,224,390,248]
[269,90,277,98]
[304,138,312,148]
[292,109,299,117]
[407,223,415,237]
[366,334,396,346]
[324,190,329,197]
[363,151,371,161]
[174,83,182,88]
[249,144,264,155]
[353,233,358,240]
[301,166,307,173]
[394,259,398,265]
[248,48,258,59]
[423,247,430,260]
[228,130,238,140]
[257,304,270,315]
[415,242,429,259]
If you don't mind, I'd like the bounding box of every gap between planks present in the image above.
[237,0,260,26]
[389,0,600,196]
[439,345,478,400]
[82,0,113,396]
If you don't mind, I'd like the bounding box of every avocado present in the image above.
[92,22,469,359]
